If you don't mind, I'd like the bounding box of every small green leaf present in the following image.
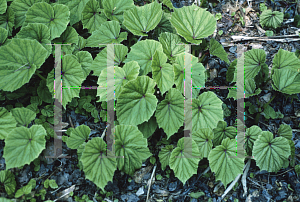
[277,124,292,140]
[192,128,214,158]
[66,125,90,149]
[0,170,16,196]
[82,0,107,33]
[102,0,134,23]
[158,145,173,170]
[260,10,283,29]
[209,38,229,64]
[11,107,36,127]
[244,126,262,156]
[158,32,185,60]
[0,107,17,140]
[137,115,157,139]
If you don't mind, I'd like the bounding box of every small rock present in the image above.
[136,187,144,196]
[229,46,237,53]
[168,181,177,192]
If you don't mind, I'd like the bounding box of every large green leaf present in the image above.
[272,49,300,72]
[244,49,266,80]
[11,107,36,127]
[0,170,16,196]
[90,44,128,76]
[124,39,163,75]
[212,121,236,146]
[170,4,216,44]
[173,52,206,98]
[253,131,290,172]
[10,0,43,28]
[66,0,89,26]
[137,115,157,139]
[115,125,152,175]
[25,2,70,40]
[209,38,230,64]
[123,1,162,36]
[86,20,127,48]
[116,76,158,125]
[192,91,223,132]
[66,125,90,149]
[97,61,139,102]
[82,0,107,33]
[208,138,245,188]
[192,128,214,158]
[0,6,14,37]
[0,107,17,140]
[158,32,185,60]
[80,137,117,191]
[3,125,46,169]
[0,0,7,15]
[169,137,201,185]
[46,54,85,108]
[272,68,300,95]
[260,9,283,29]
[244,125,261,156]
[102,0,134,23]
[158,145,173,170]
[155,88,184,139]
[75,51,93,78]
[151,50,174,94]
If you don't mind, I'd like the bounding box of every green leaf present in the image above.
[0,197,13,202]
[192,92,223,132]
[86,20,127,48]
[66,125,90,149]
[170,4,216,44]
[173,52,206,98]
[46,54,85,108]
[37,80,53,104]
[15,184,32,198]
[0,0,7,15]
[158,32,185,60]
[0,107,17,140]
[11,107,36,127]
[272,49,300,72]
[244,49,266,80]
[260,9,283,29]
[244,78,261,97]
[244,126,261,156]
[115,125,152,175]
[0,27,8,45]
[155,88,184,139]
[272,68,300,95]
[123,1,163,36]
[25,2,70,40]
[190,191,205,199]
[52,26,78,55]
[81,137,117,191]
[66,0,89,26]
[3,125,46,169]
[49,179,58,189]
[73,36,87,55]
[277,124,292,140]
[102,0,134,23]
[158,145,173,170]
[75,51,93,78]
[90,44,128,77]
[226,59,237,82]
[0,170,16,196]
[154,12,176,36]
[116,76,158,125]
[151,50,174,94]
[192,128,214,158]
[209,38,230,64]
[124,39,163,75]
[82,0,107,34]
[0,6,14,37]
[208,138,245,188]
[137,115,157,139]
[253,131,291,172]
[169,137,201,185]
[0,38,48,92]
[212,121,236,146]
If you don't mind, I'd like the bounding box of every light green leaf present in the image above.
[81,137,117,191]
[272,68,300,95]
[0,170,16,196]
[90,44,128,76]
[115,125,152,175]
[75,51,93,78]
[158,32,185,60]
[212,121,236,146]
[46,55,85,109]
[66,0,89,26]
[151,50,174,94]
[102,0,134,23]
[86,20,127,48]
[3,125,46,169]
[244,49,266,80]
[116,76,158,125]
[192,128,214,158]
[244,125,262,156]
[10,0,43,28]
[192,92,223,132]
[158,145,173,170]
[0,0,7,15]
[11,107,36,127]
[82,0,107,33]
[253,131,290,172]
[155,88,184,139]
[277,124,292,140]
[0,6,14,36]
[208,138,245,188]
[244,78,261,97]
[123,1,163,36]
[169,137,201,185]
[73,36,87,55]
[137,115,158,139]
[260,10,283,29]
[0,107,17,140]
[209,38,230,64]
[0,197,13,202]
[25,2,70,40]
[160,0,174,9]
[170,4,216,44]
[52,26,78,55]
[226,59,237,82]
[66,125,90,149]
[124,39,163,75]
[272,49,300,72]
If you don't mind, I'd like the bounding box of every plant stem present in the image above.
[35,72,46,81]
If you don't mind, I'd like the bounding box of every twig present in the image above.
[242,159,251,197]
[69,116,74,128]
[230,35,300,42]
[138,36,144,42]
[146,165,157,202]
[100,123,109,139]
